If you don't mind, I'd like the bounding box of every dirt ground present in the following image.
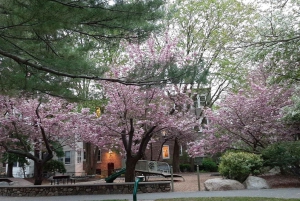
[172,173,300,191]
[145,172,300,192]
[24,172,300,192]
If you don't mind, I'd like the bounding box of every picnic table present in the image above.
[50,175,75,185]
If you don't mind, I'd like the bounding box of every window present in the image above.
[162,145,170,159]
[65,151,71,164]
[97,150,101,162]
[77,150,82,163]
[83,149,86,161]
[199,95,206,107]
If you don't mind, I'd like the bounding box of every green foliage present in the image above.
[168,0,257,93]
[262,141,300,176]
[179,164,192,172]
[0,153,29,168]
[244,1,300,84]
[283,87,300,126]
[201,158,218,172]
[50,141,64,158]
[218,151,263,182]
[0,0,164,97]
[44,160,66,174]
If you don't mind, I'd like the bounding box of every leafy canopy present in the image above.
[0,0,165,97]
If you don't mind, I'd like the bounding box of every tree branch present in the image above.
[35,101,53,161]
[0,47,181,86]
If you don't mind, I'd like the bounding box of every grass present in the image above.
[155,198,300,201]
[91,200,127,201]
[86,198,300,201]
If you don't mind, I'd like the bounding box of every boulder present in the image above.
[243,176,270,189]
[268,167,281,175]
[204,178,245,191]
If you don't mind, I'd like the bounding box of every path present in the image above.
[1,188,300,201]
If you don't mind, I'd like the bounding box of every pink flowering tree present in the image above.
[0,95,89,185]
[82,35,198,182]
[90,83,197,181]
[188,67,296,157]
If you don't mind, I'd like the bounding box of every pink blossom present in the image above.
[188,67,296,157]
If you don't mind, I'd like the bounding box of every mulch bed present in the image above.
[260,174,300,188]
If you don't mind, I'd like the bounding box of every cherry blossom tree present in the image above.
[0,95,89,185]
[188,67,296,157]
[83,35,199,182]
[89,82,197,181]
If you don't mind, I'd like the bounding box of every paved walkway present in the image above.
[1,188,300,201]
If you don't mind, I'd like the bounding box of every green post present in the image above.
[133,176,144,201]
[170,165,174,192]
[197,165,200,191]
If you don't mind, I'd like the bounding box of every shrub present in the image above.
[262,141,300,176]
[180,164,191,172]
[218,151,263,182]
[202,158,218,172]
[44,160,66,174]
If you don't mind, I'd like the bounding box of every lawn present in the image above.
[91,198,300,201]
[156,198,300,201]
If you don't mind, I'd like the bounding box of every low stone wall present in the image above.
[0,181,171,196]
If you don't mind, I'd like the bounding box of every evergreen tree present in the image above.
[0,0,164,96]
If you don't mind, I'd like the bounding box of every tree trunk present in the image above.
[7,163,13,177]
[172,138,180,173]
[85,142,91,174]
[22,166,26,178]
[34,160,44,185]
[190,157,195,172]
[33,149,43,185]
[125,156,139,182]
[85,142,98,175]
[91,146,99,175]
[150,143,153,161]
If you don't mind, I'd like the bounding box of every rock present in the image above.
[268,167,281,175]
[204,178,245,191]
[243,176,270,189]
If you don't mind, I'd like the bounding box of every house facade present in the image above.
[1,142,123,178]
[54,142,123,177]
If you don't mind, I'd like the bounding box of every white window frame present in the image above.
[199,95,206,107]
[64,151,71,165]
[77,150,82,163]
